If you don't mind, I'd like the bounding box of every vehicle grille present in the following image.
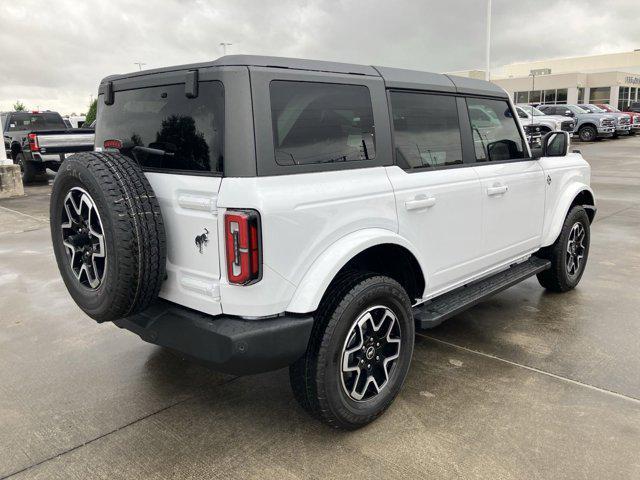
[602,118,615,128]
[634,116,640,124]
[561,120,575,132]
[619,116,631,125]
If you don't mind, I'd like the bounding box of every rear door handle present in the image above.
[487,185,508,196]
[405,196,436,211]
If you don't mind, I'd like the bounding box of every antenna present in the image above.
[219,43,232,55]
[134,62,146,71]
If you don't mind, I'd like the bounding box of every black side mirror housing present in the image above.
[532,131,570,159]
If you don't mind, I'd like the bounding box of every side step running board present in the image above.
[413,257,551,329]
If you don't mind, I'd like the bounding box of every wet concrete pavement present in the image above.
[1,139,639,479]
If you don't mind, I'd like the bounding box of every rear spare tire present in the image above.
[50,152,166,322]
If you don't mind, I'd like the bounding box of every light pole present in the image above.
[134,62,146,71]
[485,0,491,81]
[220,43,232,55]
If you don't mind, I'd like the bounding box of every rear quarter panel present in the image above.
[217,168,397,316]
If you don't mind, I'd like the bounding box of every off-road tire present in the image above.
[536,206,590,292]
[289,272,415,429]
[578,125,597,142]
[50,151,166,322]
[15,152,45,184]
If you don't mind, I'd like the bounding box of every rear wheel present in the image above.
[536,206,590,292]
[578,126,597,142]
[15,152,45,184]
[289,273,415,429]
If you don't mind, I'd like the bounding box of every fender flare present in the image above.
[541,183,595,247]
[286,228,427,314]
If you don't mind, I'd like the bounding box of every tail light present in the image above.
[103,139,123,149]
[224,209,261,285]
[27,133,39,152]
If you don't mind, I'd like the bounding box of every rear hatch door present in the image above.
[95,73,226,315]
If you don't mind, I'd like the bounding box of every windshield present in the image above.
[6,112,67,132]
[587,104,606,113]
[568,105,589,114]
[515,107,529,119]
[521,105,546,116]
[601,104,619,112]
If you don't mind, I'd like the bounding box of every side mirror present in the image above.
[564,110,574,117]
[532,131,569,159]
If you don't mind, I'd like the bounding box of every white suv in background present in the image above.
[49,56,595,429]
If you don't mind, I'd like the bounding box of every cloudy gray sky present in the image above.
[2,0,640,114]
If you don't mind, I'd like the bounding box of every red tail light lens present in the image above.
[103,139,123,149]
[27,133,39,152]
[225,209,261,285]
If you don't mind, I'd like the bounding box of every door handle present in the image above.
[405,196,436,211]
[487,185,508,196]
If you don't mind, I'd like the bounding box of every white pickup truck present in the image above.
[49,56,595,429]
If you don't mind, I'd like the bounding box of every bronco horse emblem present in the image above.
[195,228,209,254]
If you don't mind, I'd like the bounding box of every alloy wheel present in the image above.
[61,187,107,289]
[340,305,401,401]
[566,222,586,278]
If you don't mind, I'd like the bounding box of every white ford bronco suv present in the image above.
[50,56,595,429]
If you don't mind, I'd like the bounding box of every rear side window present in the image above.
[390,91,463,169]
[6,112,67,132]
[96,81,224,174]
[269,81,375,166]
[466,98,526,162]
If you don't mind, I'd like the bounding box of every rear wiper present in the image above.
[132,146,175,157]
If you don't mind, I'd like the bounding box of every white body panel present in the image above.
[385,165,483,293]
[538,153,593,246]
[150,152,592,318]
[216,167,398,316]
[145,172,224,316]
[472,160,546,267]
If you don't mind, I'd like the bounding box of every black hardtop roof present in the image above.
[100,55,506,98]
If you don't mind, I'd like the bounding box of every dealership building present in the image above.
[450,50,640,110]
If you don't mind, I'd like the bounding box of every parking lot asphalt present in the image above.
[1,138,639,480]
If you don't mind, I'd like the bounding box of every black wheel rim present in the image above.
[566,222,586,278]
[340,305,401,402]
[60,187,107,289]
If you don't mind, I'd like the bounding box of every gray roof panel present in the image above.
[445,74,508,98]
[99,55,506,98]
[374,66,456,92]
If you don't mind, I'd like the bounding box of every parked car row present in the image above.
[516,102,638,143]
[1,110,95,183]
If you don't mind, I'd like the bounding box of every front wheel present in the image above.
[536,206,590,292]
[289,273,415,429]
[578,126,597,142]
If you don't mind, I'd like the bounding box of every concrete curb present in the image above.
[0,164,25,198]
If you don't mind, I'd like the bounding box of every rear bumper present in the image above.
[113,300,314,375]
[32,152,64,163]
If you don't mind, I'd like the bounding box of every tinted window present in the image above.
[6,112,67,132]
[467,98,526,162]
[390,91,463,169]
[269,81,375,166]
[96,81,224,174]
